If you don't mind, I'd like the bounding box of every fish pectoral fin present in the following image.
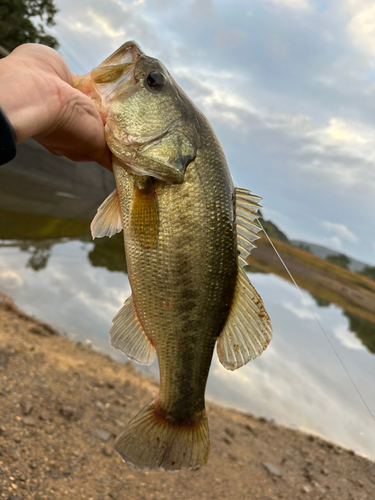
[110,295,155,365]
[91,188,123,239]
[235,187,263,267]
[217,267,272,371]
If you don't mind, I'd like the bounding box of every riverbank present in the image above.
[0,293,374,500]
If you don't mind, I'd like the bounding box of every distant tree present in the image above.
[326,253,351,269]
[360,265,375,282]
[311,295,330,308]
[297,242,311,253]
[0,0,59,55]
[257,210,290,244]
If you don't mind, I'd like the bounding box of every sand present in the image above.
[0,293,374,500]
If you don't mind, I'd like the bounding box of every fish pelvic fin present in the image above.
[91,188,123,239]
[235,187,263,267]
[115,402,210,471]
[217,267,272,371]
[110,295,155,365]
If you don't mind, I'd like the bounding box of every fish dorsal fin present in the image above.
[109,295,156,365]
[91,189,123,239]
[217,267,272,371]
[235,187,262,267]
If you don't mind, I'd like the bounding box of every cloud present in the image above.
[282,301,318,320]
[322,221,358,243]
[262,0,309,9]
[87,9,126,38]
[333,324,366,351]
[327,236,342,250]
[348,3,375,60]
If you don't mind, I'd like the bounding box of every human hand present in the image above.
[0,43,112,170]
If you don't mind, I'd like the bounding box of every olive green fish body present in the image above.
[75,41,272,471]
[115,120,237,424]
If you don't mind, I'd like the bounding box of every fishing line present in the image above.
[257,218,375,424]
[231,174,375,422]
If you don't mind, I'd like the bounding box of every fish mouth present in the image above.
[96,40,144,68]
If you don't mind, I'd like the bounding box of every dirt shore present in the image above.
[0,293,374,500]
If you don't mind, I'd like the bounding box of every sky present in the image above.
[47,0,375,265]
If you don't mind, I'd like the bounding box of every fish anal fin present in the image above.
[110,295,155,365]
[217,267,272,371]
[130,177,159,250]
[91,189,123,239]
[115,402,210,470]
[235,187,262,267]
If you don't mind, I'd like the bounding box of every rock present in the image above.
[0,348,11,368]
[103,445,113,456]
[106,380,116,389]
[21,401,33,416]
[302,485,311,493]
[22,416,36,426]
[243,424,256,435]
[263,462,282,478]
[39,412,50,421]
[29,326,43,335]
[60,405,75,418]
[95,429,112,442]
[224,427,235,439]
[95,400,105,411]
[321,468,329,475]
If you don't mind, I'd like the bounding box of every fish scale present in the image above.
[74,40,272,470]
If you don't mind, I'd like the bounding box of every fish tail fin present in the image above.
[115,401,210,471]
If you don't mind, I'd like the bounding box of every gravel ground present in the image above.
[0,292,374,500]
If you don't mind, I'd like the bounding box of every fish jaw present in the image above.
[73,41,143,126]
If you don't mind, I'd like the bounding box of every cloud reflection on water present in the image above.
[0,241,374,459]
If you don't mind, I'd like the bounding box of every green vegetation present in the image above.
[258,211,289,243]
[249,237,375,324]
[88,232,128,274]
[297,242,311,253]
[0,0,58,54]
[0,211,90,239]
[326,253,351,269]
[343,310,375,354]
[360,265,375,282]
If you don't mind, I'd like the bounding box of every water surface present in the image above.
[1,141,374,459]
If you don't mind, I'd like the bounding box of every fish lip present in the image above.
[98,40,144,67]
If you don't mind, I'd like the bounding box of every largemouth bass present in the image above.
[74,41,272,470]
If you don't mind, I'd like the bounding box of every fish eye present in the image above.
[146,71,167,90]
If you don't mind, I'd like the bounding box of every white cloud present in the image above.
[327,236,342,250]
[322,221,358,243]
[333,324,366,351]
[263,0,309,9]
[325,119,367,144]
[282,301,318,320]
[87,9,126,38]
[348,3,375,60]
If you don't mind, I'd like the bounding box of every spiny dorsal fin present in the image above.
[217,267,272,371]
[235,187,263,267]
[110,295,155,365]
[91,188,123,239]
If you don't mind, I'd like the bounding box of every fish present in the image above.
[74,41,272,471]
